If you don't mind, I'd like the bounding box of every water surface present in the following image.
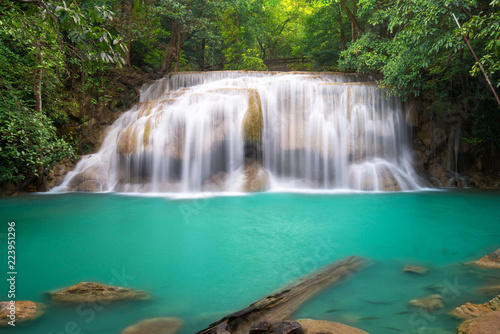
[0,190,499,333]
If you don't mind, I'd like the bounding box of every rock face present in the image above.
[68,164,108,192]
[409,99,500,189]
[457,310,500,334]
[409,294,444,312]
[46,158,77,189]
[242,160,270,192]
[473,248,500,268]
[296,319,368,334]
[49,282,149,303]
[121,317,182,334]
[0,301,44,326]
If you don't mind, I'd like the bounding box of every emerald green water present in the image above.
[1,191,499,334]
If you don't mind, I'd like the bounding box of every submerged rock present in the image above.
[121,317,182,334]
[296,319,368,334]
[481,284,500,297]
[0,301,45,326]
[473,248,500,268]
[403,265,429,275]
[450,295,500,320]
[49,282,149,303]
[409,294,444,312]
[457,310,500,334]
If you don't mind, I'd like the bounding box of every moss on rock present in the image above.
[242,89,263,144]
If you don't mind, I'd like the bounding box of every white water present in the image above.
[56,71,424,193]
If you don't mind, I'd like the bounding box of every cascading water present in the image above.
[56,71,424,193]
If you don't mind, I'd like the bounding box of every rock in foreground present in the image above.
[297,319,368,334]
[249,321,304,334]
[242,160,270,192]
[0,301,44,326]
[457,310,500,334]
[450,296,500,320]
[121,317,182,334]
[473,248,500,268]
[50,282,149,303]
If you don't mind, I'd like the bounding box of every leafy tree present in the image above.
[0,0,126,187]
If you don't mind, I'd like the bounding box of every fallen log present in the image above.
[196,255,365,334]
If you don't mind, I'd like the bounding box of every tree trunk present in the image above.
[199,38,205,70]
[34,9,47,113]
[339,0,362,40]
[34,52,42,113]
[196,256,365,334]
[336,5,347,50]
[174,31,181,72]
[161,21,180,73]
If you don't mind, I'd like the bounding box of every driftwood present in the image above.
[196,255,365,334]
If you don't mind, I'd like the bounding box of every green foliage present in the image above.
[220,4,268,70]
[0,81,76,183]
[461,0,500,87]
[0,0,126,185]
[339,32,391,74]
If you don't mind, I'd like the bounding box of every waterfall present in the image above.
[55,71,424,193]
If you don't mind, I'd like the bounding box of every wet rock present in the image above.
[271,321,304,334]
[0,301,45,326]
[202,172,229,192]
[46,158,77,190]
[214,322,231,334]
[242,90,264,143]
[457,310,500,334]
[433,128,448,147]
[249,321,271,333]
[74,180,102,192]
[0,182,16,197]
[296,319,368,334]
[242,160,270,192]
[50,282,150,303]
[249,321,304,334]
[473,248,500,268]
[121,317,182,334]
[409,294,444,312]
[69,164,108,191]
[450,296,500,320]
[403,265,429,275]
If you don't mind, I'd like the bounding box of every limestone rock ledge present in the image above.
[242,160,270,192]
[457,310,500,334]
[49,282,150,303]
[0,300,45,326]
[473,248,500,268]
[297,319,368,334]
[451,295,500,334]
